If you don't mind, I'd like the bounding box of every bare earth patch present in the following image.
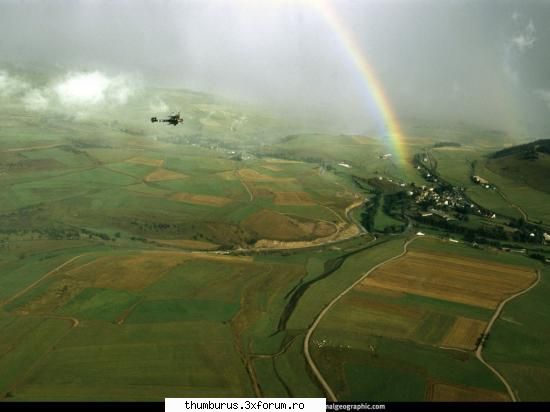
[126,157,164,167]
[171,192,232,207]
[145,168,188,182]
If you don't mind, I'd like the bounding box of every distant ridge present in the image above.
[491,139,550,159]
[487,139,550,194]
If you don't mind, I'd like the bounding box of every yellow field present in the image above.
[125,157,164,167]
[64,252,189,290]
[428,383,509,401]
[273,191,315,206]
[145,168,188,182]
[441,317,486,350]
[171,192,232,207]
[65,251,253,290]
[363,251,536,309]
[13,251,254,316]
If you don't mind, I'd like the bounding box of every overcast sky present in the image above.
[1,0,550,137]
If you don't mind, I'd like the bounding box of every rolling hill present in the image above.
[486,139,550,194]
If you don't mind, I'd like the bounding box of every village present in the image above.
[363,154,550,262]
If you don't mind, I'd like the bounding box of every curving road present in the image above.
[303,236,417,401]
[304,233,542,402]
[475,269,542,402]
[2,254,84,308]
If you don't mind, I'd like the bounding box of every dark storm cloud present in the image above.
[1,0,549,136]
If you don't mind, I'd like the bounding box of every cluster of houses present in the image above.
[413,184,497,220]
[471,175,495,189]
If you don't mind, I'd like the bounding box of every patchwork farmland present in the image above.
[1,80,549,402]
[312,238,539,401]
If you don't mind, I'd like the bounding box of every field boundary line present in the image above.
[475,268,541,402]
[235,168,254,201]
[5,315,77,397]
[3,143,63,153]
[303,236,416,401]
[2,254,84,308]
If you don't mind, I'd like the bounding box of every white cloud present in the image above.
[0,70,29,96]
[54,72,110,105]
[53,71,138,106]
[22,89,50,111]
[503,17,536,84]
[108,76,135,105]
[512,19,536,52]
[1,69,142,112]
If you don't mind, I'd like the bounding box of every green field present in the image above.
[484,266,550,401]
[312,237,539,401]
[1,82,548,401]
[430,146,550,224]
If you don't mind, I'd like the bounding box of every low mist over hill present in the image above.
[2,0,550,137]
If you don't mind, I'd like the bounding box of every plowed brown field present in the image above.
[171,192,232,207]
[126,157,164,167]
[145,168,188,182]
[362,251,536,309]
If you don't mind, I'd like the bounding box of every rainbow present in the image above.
[314,0,408,162]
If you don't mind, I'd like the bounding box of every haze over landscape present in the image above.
[1,0,550,136]
[1,0,550,404]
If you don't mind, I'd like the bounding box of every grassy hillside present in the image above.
[487,140,550,194]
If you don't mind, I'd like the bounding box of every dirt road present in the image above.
[475,269,541,402]
[2,254,84,307]
[303,236,417,401]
